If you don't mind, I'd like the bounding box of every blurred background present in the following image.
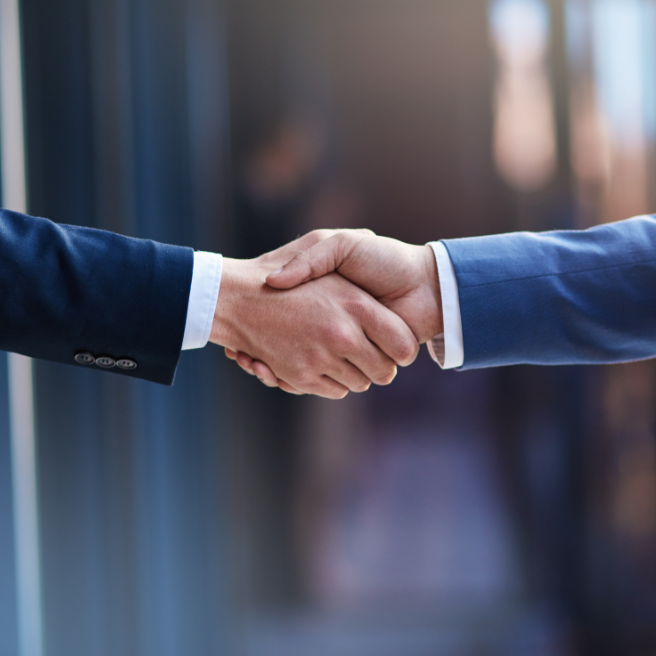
[0,0,655,654]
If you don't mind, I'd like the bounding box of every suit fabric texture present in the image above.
[443,215,656,370]
[0,210,194,385]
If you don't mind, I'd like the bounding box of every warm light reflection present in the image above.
[244,120,325,202]
[569,83,611,190]
[567,0,656,222]
[490,0,556,191]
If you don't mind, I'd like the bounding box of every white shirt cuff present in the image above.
[181,251,223,350]
[426,242,464,369]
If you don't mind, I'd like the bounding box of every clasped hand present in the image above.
[211,229,443,399]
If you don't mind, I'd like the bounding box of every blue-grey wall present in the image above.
[18,0,234,652]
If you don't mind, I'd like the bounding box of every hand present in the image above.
[212,237,419,399]
[224,229,371,391]
[270,230,442,340]
[225,229,369,391]
[229,229,442,389]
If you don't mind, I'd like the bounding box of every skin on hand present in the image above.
[223,228,376,394]
[225,347,300,393]
[236,230,443,389]
[212,255,419,400]
[267,231,443,340]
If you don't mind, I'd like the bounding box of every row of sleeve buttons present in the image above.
[75,352,137,371]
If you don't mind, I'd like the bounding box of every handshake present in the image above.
[210,229,444,399]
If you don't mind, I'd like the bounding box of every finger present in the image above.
[252,360,280,387]
[345,342,399,387]
[255,229,340,270]
[292,374,350,400]
[315,376,351,400]
[238,352,348,398]
[236,351,255,375]
[225,348,238,361]
[324,359,373,394]
[247,359,305,394]
[266,232,365,289]
[245,365,348,399]
[360,302,420,368]
[276,228,375,258]
[278,380,305,395]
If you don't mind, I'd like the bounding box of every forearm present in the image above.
[0,210,194,384]
[209,257,270,352]
[443,215,656,369]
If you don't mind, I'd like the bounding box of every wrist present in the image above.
[210,258,258,349]
[419,244,443,339]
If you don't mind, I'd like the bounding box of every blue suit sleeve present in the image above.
[442,215,656,369]
[0,209,194,385]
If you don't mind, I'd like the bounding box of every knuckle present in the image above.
[396,338,419,365]
[374,365,398,386]
[290,250,310,268]
[318,387,344,400]
[343,299,367,321]
[294,249,321,278]
[324,324,359,354]
[353,380,372,393]
[335,231,357,252]
[294,370,315,389]
[337,333,360,355]
[306,229,333,246]
[312,376,350,400]
[282,364,311,390]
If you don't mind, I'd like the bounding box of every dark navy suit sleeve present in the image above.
[442,215,656,369]
[0,209,194,385]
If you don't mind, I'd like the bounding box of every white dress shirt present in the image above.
[426,242,465,369]
[181,244,466,370]
[181,251,223,350]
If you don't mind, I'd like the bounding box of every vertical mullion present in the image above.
[0,1,43,656]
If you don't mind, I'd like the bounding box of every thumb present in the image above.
[266,232,354,289]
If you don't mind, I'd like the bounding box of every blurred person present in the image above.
[229,216,656,389]
[0,209,418,397]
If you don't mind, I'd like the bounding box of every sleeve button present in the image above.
[117,358,137,371]
[75,352,95,365]
[95,356,116,369]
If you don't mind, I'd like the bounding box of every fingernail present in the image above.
[270,267,284,276]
